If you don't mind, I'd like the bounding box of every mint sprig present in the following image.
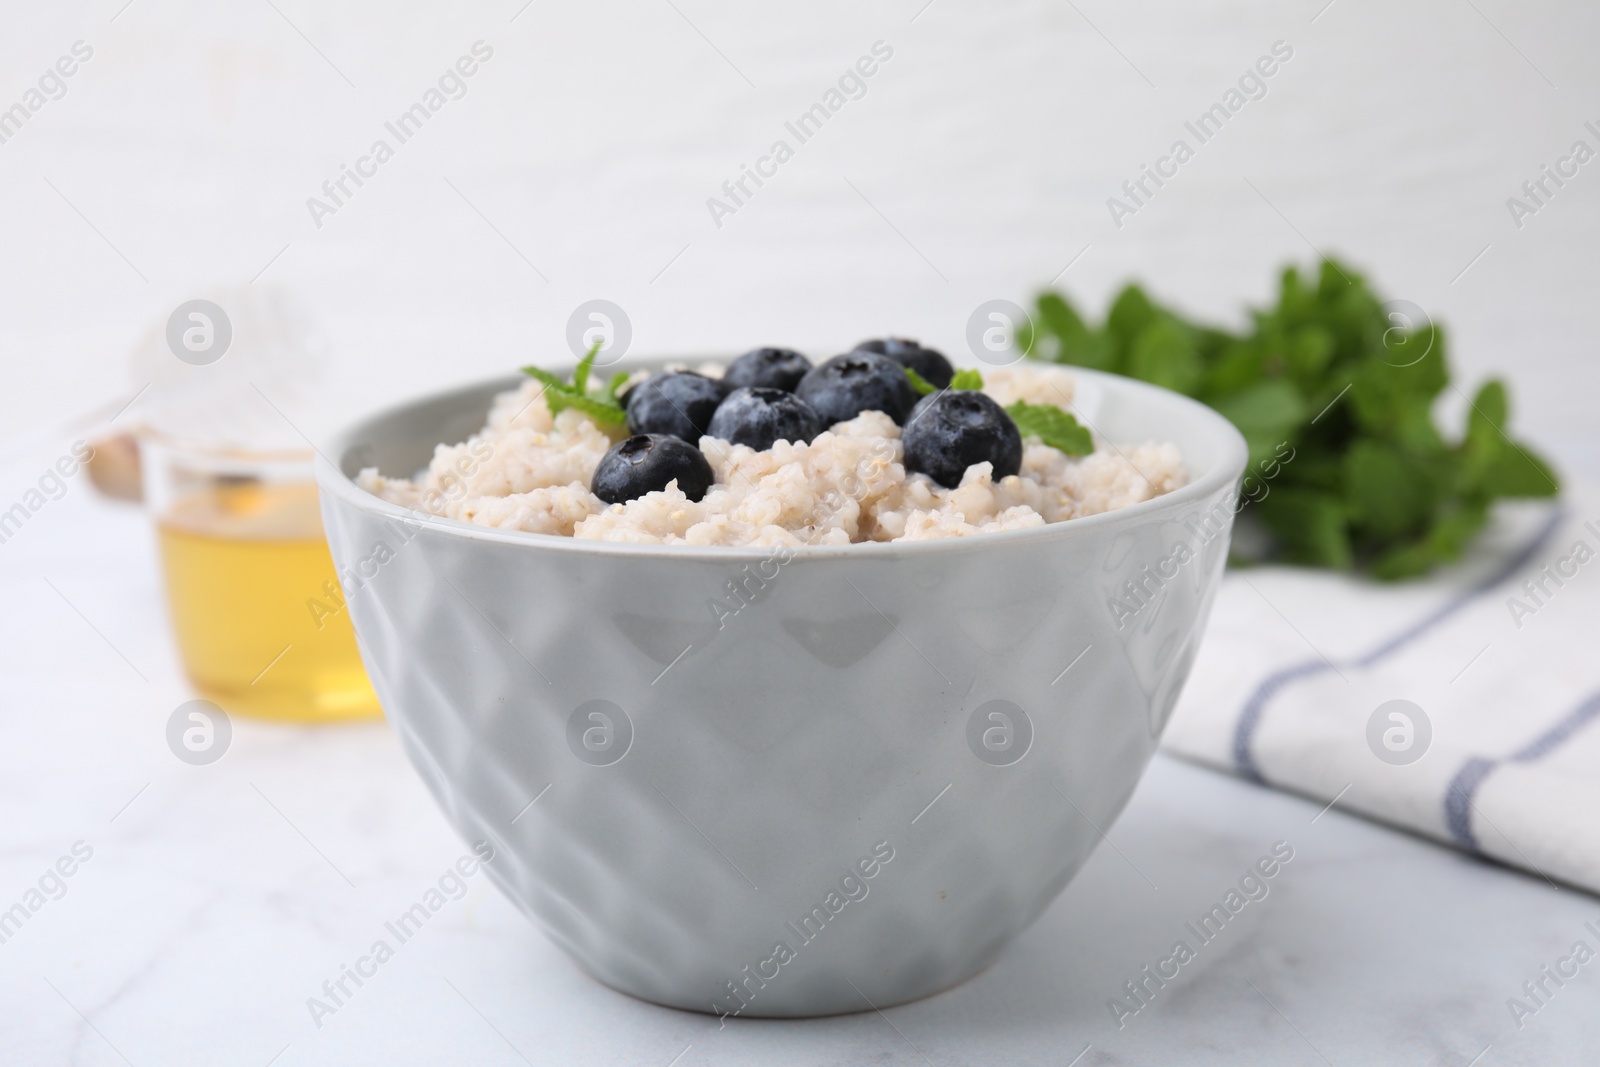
[521,343,628,426]
[904,366,985,394]
[1007,402,1094,456]
[1020,258,1560,578]
[903,366,937,395]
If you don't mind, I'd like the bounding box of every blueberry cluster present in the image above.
[590,339,1023,503]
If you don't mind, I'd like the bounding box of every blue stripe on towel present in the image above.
[1230,506,1566,782]
[1445,689,1600,852]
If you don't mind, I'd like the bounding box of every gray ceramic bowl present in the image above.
[316,364,1247,1017]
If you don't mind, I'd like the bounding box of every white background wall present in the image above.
[2,0,1596,476]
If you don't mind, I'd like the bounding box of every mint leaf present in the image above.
[549,391,627,425]
[1210,379,1305,466]
[599,371,632,406]
[1342,439,1435,541]
[1286,326,1336,380]
[521,365,572,393]
[1107,285,1159,348]
[1257,489,1352,570]
[950,368,984,390]
[572,341,600,396]
[1128,319,1203,394]
[521,359,627,426]
[903,366,936,396]
[1036,291,1091,340]
[1457,379,1556,498]
[1465,378,1509,446]
[1006,402,1093,456]
[1036,292,1119,371]
[1370,499,1489,580]
[1483,447,1560,498]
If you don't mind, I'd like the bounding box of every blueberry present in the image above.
[707,387,823,451]
[901,391,1022,489]
[591,434,715,504]
[722,347,812,393]
[854,337,918,357]
[794,351,917,427]
[626,371,727,443]
[854,337,954,389]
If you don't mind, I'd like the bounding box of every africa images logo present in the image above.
[711,841,895,1021]
[705,41,894,229]
[305,41,494,228]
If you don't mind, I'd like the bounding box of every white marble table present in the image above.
[3,489,1598,1066]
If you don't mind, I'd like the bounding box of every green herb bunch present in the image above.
[1017,259,1559,579]
[521,343,630,426]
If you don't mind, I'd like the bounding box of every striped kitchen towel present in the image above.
[1161,495,1600,895]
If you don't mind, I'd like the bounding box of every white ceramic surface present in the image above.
[316,366,1247,1016]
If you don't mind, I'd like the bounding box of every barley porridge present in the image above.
[358,356,1186,547]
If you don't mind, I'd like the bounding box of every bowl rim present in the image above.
[316,363,1249,561]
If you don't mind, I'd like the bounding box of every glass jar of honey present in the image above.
[144,434,380,722]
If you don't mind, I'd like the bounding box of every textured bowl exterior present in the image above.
[318,367,1246,1017]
